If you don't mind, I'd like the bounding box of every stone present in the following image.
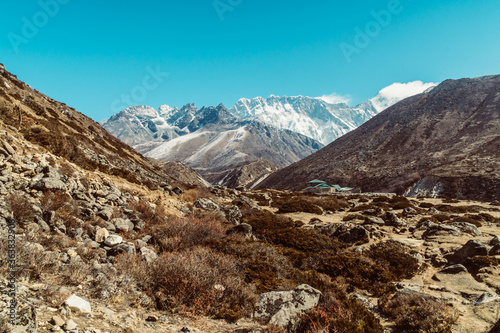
[473,292,500,306]
[112,218,134,232]
[489,236,500,246]
[64,319,77,330]
[363,216,385,225]
[140,247,158,264]
[432,271,493,298]
[394,238,424,248]
[104,235,123,247]
[194,198,221,211]
[446,240,489,264]
[385,211,404,227]
[146,315,158,322]
[95,228,109,243]
[32,178,67,191]
[423,224,462,238]
[222,205,242,225]
[64,294,91,313]
[490,245,500,256]
[254,284,322,330]
[439,264,468,274]
[108,242,136,256]
[336,225,370,244]
[226,223,252,239]
[403,207,417,215]
[172,186,184,195]
[97,207,114,221]
[235,195,260,210]
[51,315,65,327]
[2,141,16,155]
[450,222,482,236]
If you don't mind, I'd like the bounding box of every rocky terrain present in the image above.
[1,65,499,333]
[258,75,500,202]
[203,159,281,190]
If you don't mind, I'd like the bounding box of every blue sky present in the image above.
[1,0,499,121]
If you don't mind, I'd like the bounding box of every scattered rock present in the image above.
[95,228,109,243]
[226,223,252,239]
[221,205,242,224]
[489,236,500,246]
[363,216,385,225]
[336,225,370,244]
[473,292,500,305]
[64,319,78,331]
[254,284,322,330]
[64,294,91,313]
[446,240,489,264]
[104,235,123,247]
[32,178,67,191]
[439,264,468,274]
[140,246,158,263]
[450,222,482,236]
[112,218,134,232]
[96,207,114,221]
[51,315,65,327]
[490,244,500,256]
[146,315,159,322]
[194,198,221,211]
[385,211,405,227]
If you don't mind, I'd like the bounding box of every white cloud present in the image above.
[370,81,438,112]
[316,93,351,105]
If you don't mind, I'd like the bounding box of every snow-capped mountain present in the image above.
[230,81,437,145]
[102,104,323,186]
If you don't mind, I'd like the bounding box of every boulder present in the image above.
[104,235,123,247]
[490,244,500,256]
[385,211,405,227]
[450,222,482,236]
[254,284,322,330]
[423,224,462,238]
[65,294,91,313]
[221,205,242,225]
[336,225,370,244]
[140,247,158,264]
[111,218,134,232]
[363,216,385,226]
[108,242,136,256]
[95,228,110,243]
[439,264,468,274]
[32,178,67,191]
[445,240,489,264]
[234,195,260,210]
[489,236,500,246]
[194,198,221,211]
[226,223,252,239]
[97,207,114,221]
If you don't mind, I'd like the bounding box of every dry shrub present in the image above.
[207,238,294,293]
[151,216,225,252]
[436,205,480,213]
[272,196,324,215]
[452,215,482,227]
[312,241,421,296]
[0,315,10,333]
[39,284,71,308]
[432,213,451,223]
[309,196,350,212]
[40,190,72,212]
[60,258,89,285]
[128,200,167,227]
[37,233,78,251]
[298,291,383,333]
[138,247,254,319]
[0,236,56,282]
[379,292,458,333]
[5,192,34,226]
[182,187,217,203]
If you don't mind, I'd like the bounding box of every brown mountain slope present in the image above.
[258,75,500,201]
[0,63,174,186]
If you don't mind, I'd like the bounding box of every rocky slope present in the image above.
[157,161,211,188]
[258,75,500,202]
[0,64,175,187]
[203,159,281,189]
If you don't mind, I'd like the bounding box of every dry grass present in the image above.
[379,292,458,333]
[5,191,34,226]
